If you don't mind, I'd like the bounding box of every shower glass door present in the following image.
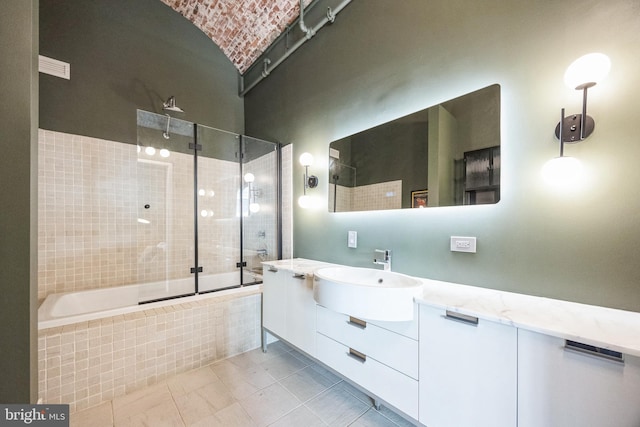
[136,110,281,300]
[196,125,242,292]
[240,135,280,282]
[136,110,196,302]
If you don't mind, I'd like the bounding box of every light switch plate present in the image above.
[450,236,477,253]
[348,231,357,248]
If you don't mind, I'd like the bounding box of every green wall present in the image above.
[245,0,640,312]
[0,0,243,402]
[0,0,38,403]
[39,0,243,143]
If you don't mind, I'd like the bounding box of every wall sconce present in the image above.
[298,152,318,208]
[543,53,611,186]
[243,172,261,213]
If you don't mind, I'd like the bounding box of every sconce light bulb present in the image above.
[564,53,611,90]
[542,156,584,188]
[249,203,260,213]
[159,149,170,158]
[145,146,156,156]
[243,173,255,183]
[299,152,314,167]
[298,194,313,209]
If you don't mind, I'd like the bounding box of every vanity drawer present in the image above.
[316,305,418,379]
[316,332,418,419]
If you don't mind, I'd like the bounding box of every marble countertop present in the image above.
[263,259,640,357]
[416,277,640,358]
[262,258,337,276]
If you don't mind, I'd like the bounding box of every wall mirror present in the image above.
[328,84,500,212]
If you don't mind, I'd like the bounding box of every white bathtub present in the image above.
[38,272,261,329]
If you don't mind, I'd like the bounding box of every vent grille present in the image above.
[38,55,70,80]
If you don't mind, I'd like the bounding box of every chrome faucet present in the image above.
[373,249,392,271]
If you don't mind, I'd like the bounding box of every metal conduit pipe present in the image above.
[299,0,316,39]
[239,0,353,97]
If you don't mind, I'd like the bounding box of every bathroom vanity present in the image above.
[262,259,640,427]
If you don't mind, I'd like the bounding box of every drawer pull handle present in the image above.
[564,340,624,364]
[347,316,367,329]
[267,266,278,273]
[292,273,306,280]
[444,310,478,326]
[348,348,367,363]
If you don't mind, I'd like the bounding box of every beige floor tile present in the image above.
[167,366,220,396]
[269,405,326,427]
[189,402,257,427]
[239,382,301,427]
[114,399,185,427]
[70,401,113,427]
[279,365,340,402]
[68,342,415,427]
[211,359,276,400]
[306,383,370,426]
[259,351,309,380]
[350,408,407,427]
[112,382,173,423]
[227,344,284,369]
[173,378,236,425]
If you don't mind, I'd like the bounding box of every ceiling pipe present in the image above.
[299,0,316,39]
[239,0,352,97]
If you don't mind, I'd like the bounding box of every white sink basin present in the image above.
[313,266,423,321]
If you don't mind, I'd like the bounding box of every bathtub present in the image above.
[38,271,261,329]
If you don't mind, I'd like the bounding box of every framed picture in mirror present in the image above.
[411,190,428,208]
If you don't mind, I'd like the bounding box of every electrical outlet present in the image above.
[450,236,477,253]
[348,231,357,248]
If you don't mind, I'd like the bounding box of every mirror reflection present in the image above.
[328,84,500,212]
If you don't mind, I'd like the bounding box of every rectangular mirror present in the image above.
[328,84,500,212]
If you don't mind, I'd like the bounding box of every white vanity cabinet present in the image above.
[262,266,287,338]
[418,304,517,427]
[518,329,640,427]
[315,305,419,419]
[262,265,317,357]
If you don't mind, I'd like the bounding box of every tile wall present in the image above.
[38,129,285,301]
[329,180,402,212]
[38,288,262,413]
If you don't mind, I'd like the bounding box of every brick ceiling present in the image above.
[162,0,312,74]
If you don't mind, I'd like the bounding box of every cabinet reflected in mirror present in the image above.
[328,84,500,212]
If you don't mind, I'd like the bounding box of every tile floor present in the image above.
[70,341,417,427]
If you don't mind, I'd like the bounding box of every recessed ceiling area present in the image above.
[162,0,312,74]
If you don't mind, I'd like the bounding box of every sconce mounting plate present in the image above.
[555,113,594,143]
[307,175,319,188]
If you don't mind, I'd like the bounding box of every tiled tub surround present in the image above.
[38,287,262,413]
[37,129,282,301]
[329,180,402,212]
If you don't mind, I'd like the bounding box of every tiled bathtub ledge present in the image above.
[38,286,262,413]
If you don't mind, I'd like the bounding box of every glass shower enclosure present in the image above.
[136,110,280,303]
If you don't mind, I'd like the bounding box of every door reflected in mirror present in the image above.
[328,84,500,212]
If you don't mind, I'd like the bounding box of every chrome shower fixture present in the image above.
[163,114,171,139]
[162,96,184,113]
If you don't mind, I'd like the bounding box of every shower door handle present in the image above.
[190,266,203,273]
[236,261,247,268]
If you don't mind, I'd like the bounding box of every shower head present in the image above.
[162,96,184,113]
